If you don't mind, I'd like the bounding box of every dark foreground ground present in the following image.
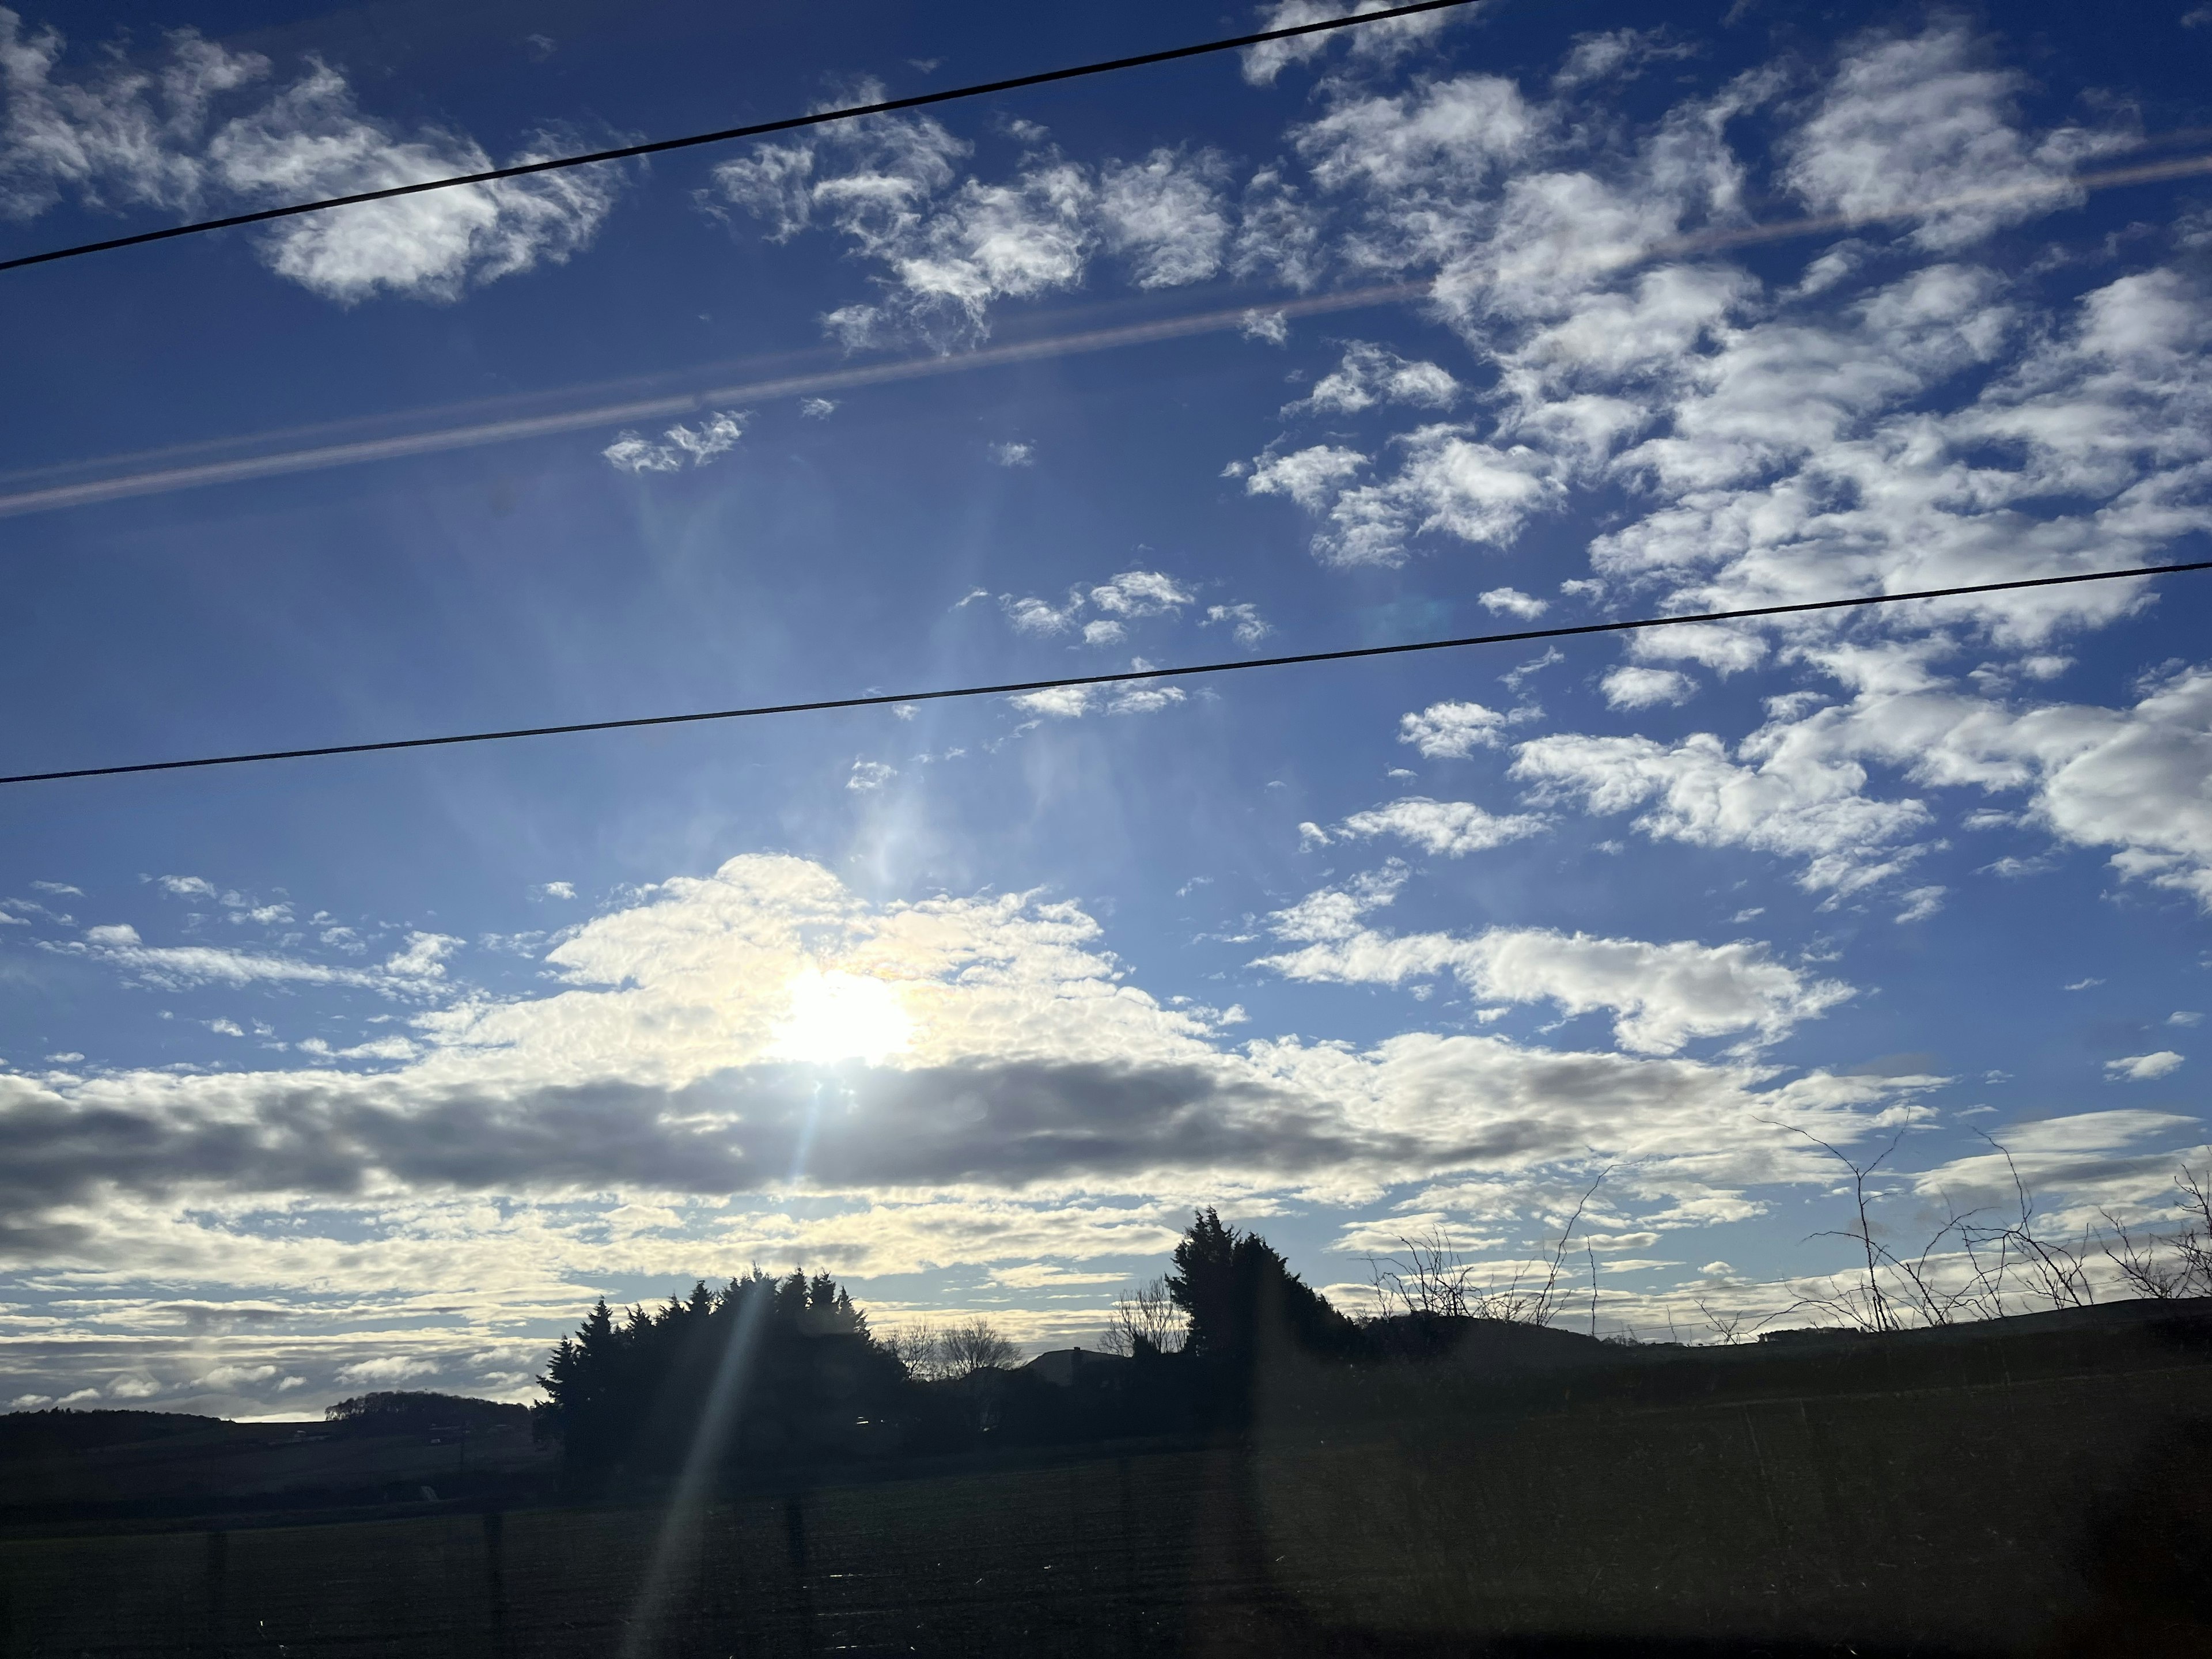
[2,1302,2207,1657]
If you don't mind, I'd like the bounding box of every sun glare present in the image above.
[769,967,913,1065]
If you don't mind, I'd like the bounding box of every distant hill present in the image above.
[0,1408,228,1457]
[324,1390,532,1435]
[0,1394,552,1524]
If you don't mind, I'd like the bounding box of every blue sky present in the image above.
[2,0,2209,1416]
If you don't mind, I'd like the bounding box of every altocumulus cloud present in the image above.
[1255,863,1855,1054]
[0,10,628,302]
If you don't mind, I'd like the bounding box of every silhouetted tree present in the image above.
[537,1269,904,1487]
[1100,1277,1186,1357]
[1166,1209,1355,1412]
[935,1318,1020,1378]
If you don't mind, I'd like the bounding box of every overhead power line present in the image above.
[0,0,1479,277]
[5,562,2204,789]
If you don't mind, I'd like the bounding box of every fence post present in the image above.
[1119,1460,1142,1657]
[483,1511,509,1659]
[203,1531,228,1659]
[785,1493,817,1659]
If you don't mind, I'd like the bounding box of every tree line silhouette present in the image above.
[528,1173,2212,1490]
[529,1211,1380,1487]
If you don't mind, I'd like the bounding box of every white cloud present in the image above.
[1007,685,1092,719]
[1220,30,2205,661]
[338,1036,417,1063]
[532,882,576,902]
[1088,571,1192,617]
[209,1019,244,1037]
[1398,700,1509,759]
[1479,587,1548,620]
[1552,28,1695,91]
[1240,0,1469,86]
[998,571,1191,647]
[1202,603,1272,646]
[1626,626,1767,677]
[868,162,1092,338]
[1524,652,2212,904]
[1096,147,1230,287]
[63,929,448,997]
[1330,797,1548,857]
[1294,425,1566,567]
[1893,886,1945,923]
[1244,444,1365,510]
[604,411,744,475]
[709,112,1229,347]
[0,16,259,217]
[1586,264,2211,645]
[1779,25,2123,252]
[1240,308,1289,344]
[1231,165,1327,291]
[1513,723,1930,897]
[1285,342,1462,417]
[713,101,1081,348]
[1906,1109,2205,1232]
[384,932,459,979]
[335,1355,440,1385]
[1601,666,1696,709]
[197,1362,278,1389]
[1257,886,1852,1054]
[1000,592,1078,636]
[798,397,838,419]
[0,20,628,303]
[1006,681,1192,720]
[1105,685,1184,716]
[1293,70,1536,213]
[989,440,1034,468]
[2107,1051,2184,1082]
[847,760,896,791]
[157,875,218,899]
[218,82,624,303]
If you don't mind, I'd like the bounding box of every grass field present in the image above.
[3,1339,2208,1658]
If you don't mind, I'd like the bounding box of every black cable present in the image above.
[0,0,1479,277]
[4,562,2204,788]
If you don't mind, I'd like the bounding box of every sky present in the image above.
[1,0,2209,1419]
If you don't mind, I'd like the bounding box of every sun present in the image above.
[768,967,913,1065]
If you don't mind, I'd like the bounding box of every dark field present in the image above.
[3,1306,2208,1657]
[0,1414,551,1522]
